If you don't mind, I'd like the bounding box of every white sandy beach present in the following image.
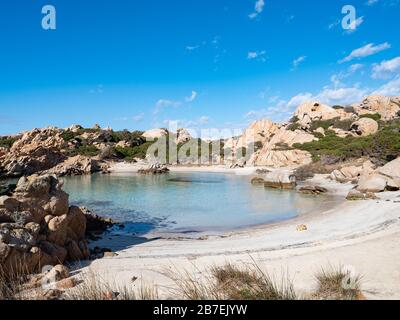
[76,166,400,300]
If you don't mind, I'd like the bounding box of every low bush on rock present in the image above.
[359,113,382,122]
[0,137,17,149]
[294,121,400,163]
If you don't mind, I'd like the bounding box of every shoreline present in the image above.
[74,167,400,299]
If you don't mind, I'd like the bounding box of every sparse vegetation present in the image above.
[64,144,100,157]
[360,113,381,122]
[166,263,297,300]
[294,121,400,164]
[114,141,155,160]
[313,266,363,300]
[287,122,301,131]
[0,136,17,149]
[309,118,353,132]
[63,272,158,301]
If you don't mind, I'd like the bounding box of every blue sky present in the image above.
[1,0,400,135]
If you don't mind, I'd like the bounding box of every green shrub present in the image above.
[61,131,79,141]
[287,122,300,131]
[309,118,338,131]
[294,122,400,163]
[332,105,344,110]
[359,113,381,121]
[76,145,100,157]
[332,119,353,131]
[0,137,17,149]
[114,142,152,160]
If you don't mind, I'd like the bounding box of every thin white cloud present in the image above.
[185,91,198,102]
[287,93,314,108]
[339,42,391,63]
[247,50,267,62]
[292,56,306,69]
[366,0,379,5]
[373,76,400,96]
[154,99,182,114]
[249,0,265,19]
[186,45,200,51]
[372,57,400,79]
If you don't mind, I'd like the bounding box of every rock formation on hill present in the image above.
[0,175,90,275]
[0,95,399,175]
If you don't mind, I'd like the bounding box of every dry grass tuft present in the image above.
[63,271,158,300]
[166,262,297,300]
[313,266,363,300]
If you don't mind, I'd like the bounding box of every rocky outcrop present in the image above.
[175,128,192,145]
[249,129,316,167]
[299,185,328,195]
[43,155,103,176]
[355,158,400,192]
[138,163,169,174]
[356,95,400,121]
[346,190,379,201]
[142,128,168,140]
[294,101,340,128]
[0,127,67,177]
[263,170,296,190]
[330,160,375,183]
[0,175,89,276]
[350,118,379,137]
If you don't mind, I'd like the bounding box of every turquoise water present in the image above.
[62,172,332,234]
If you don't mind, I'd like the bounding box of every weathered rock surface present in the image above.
[350,118,379,137]
[138,163,169,174]
[249,128,316,167]
[175,128,192,145]
[299,185,328,195]
[294,101,340,128]
[0,174,90,276]
[330,160,375,183]
[355,158,400,192]
[356,95,400,121]
[43,155,102,176]
[142,128,168,140]
[0,128,67,177]
[346,190,379,201]
[263,170,296,190]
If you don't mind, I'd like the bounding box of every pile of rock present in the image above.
[299,185,328,195]
[0,174,90,276]
[43,155,106,176]
[138,163,169,175]
[0,127,67,178]
[261,170,297,190]
[355,158,400,193]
